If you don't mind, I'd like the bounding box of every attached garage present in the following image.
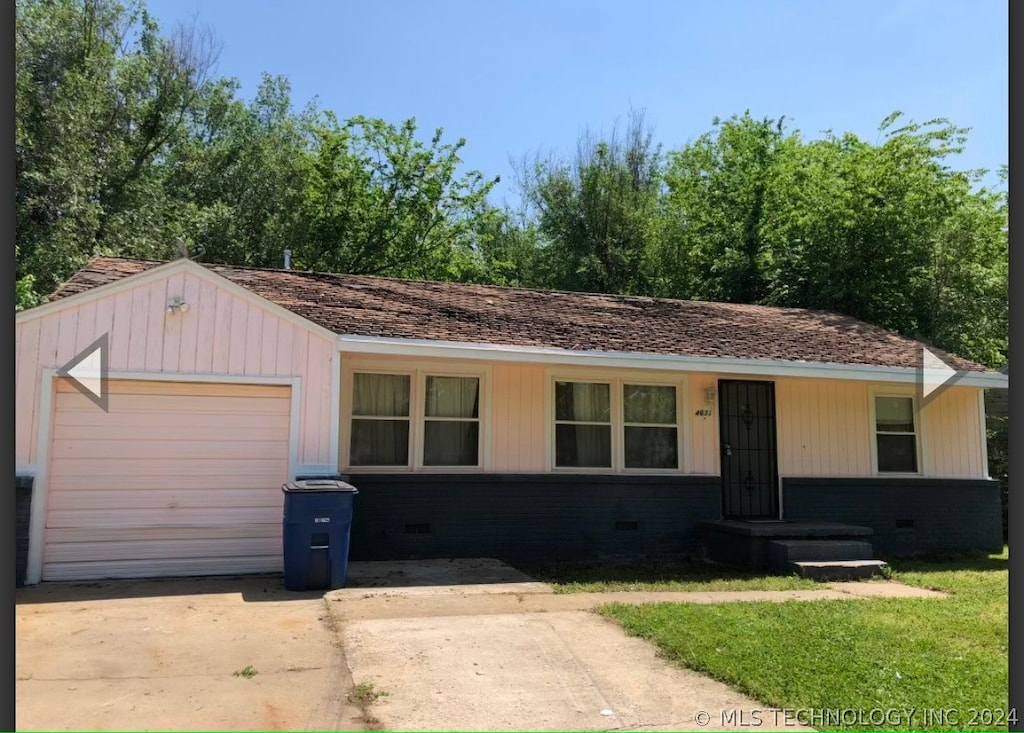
[16,257,337,584]
[42,378,293,581]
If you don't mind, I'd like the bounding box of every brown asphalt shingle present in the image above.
[48,256,992,373]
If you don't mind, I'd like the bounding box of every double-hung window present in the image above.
[348,371,482,469]
[874,395,918,473]
[623,384,679,469]
[555,381,612,468]
[554,379,681,471]
[423,376,480,466]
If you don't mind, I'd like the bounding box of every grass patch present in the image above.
[600,548,1009,731]
[232,665,258,679]
[517,558,820,593]
[349,681,389,705]
[349,682,389,731]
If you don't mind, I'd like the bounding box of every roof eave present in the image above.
[335,334,1009,388]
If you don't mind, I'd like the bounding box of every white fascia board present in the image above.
[336,334,1009,388]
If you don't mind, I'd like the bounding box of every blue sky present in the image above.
[145,0,1007,206]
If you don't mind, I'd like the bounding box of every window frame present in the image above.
[547,372,687,474]
[622,381,682,471]
[341,361,489,472]
[553,380,614,470]
[869,390,922,476]
[419,372,484,469]
[347,369,414,469]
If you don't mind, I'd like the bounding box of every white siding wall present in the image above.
[775,378,873,477]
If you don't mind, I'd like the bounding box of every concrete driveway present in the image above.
[332,559,812,732]
[16,576,362,732]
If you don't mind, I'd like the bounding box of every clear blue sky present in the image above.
[145,0,1007,206]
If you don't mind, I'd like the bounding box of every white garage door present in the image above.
[43,379,292,581]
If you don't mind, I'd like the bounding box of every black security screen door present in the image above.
[718,380,779,519]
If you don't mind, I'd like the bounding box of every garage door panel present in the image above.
[50,438,289,461]
[44,535,282,564]
[54,407,290,429]
[42,473,286,493]
[44,379,292,581]
[42,556,285,582]
[56,379,291,399]
[48,487,285,511]
[54,423,289,443]
[74,395,288,416]
[54,388,290,415]
[47,524,282,544]
[49,457,287,478]
[47,506,284,529]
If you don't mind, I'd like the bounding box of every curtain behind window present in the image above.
[425,376,479,418]
[350,373,411,466]
[424,376,480,466]
[353,373,410,417]
[555,382,611,467]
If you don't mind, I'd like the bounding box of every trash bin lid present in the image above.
[282,479,358,493]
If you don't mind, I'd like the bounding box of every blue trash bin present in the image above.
[281,479,359,591]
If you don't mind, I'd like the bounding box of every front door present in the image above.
[718,379,779,519]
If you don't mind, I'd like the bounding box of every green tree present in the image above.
[15,0,219,301]
[469,206,545,288]
[282,114,499,280]
[658,112,793,303]
[761,113,1007,367]
[162,73,316,267]
[652,110,1007,369]
[516,110,662,294]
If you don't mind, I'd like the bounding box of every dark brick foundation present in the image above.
[344,474,721,562]
[16,475,34,587]
[782,477,1003,557]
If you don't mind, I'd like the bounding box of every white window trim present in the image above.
[869,389,923,476]
[417,371,486,470]
[547,370,688,474]
[978,389,990,479]
[341,361,491,472]
[553,381,615,471]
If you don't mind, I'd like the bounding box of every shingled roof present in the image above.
[49,256,992,373]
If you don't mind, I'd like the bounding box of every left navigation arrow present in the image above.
[57,333,110,412]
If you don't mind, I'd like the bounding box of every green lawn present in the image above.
[600,549,1009,731]
[517,558,820,593]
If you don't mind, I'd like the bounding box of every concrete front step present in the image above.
[768,539,875,568]
[791,560,889,581]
